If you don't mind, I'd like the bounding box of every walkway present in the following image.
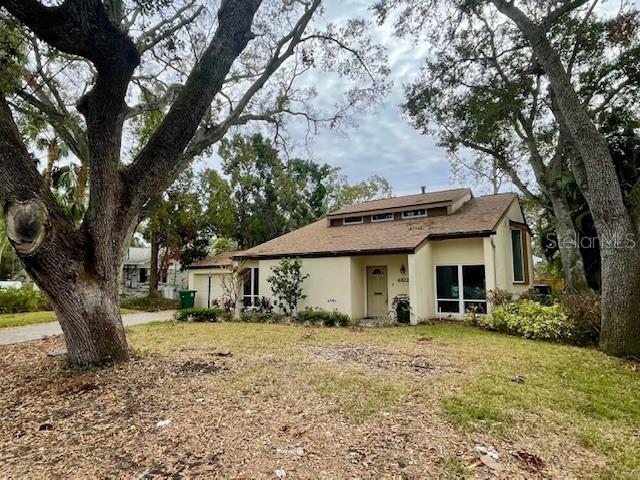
[0,310,176,345]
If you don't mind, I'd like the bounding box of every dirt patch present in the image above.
[310,344,456,377]
[173,359,228,376]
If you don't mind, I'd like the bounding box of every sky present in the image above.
[298,1,462,196]
[199,0,486,197]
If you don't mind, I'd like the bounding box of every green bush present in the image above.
[175,307,225,322]
[477,300,573,342]
[297,309,351,327]
[0,286,49,314]
[559,291,601,346]
[120,296,179,312]
[238,311,285,324]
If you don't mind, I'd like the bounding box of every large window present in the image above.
[511,229,525,283]
[436,265,486,314]
[243,267,260,307]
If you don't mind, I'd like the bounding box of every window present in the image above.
[139,268,147,283]
[343,216,364,225]
[511,229,525,283]
[402,209,427,218]
[371,212,393,222]
[243,267,260,307]
[436,265,486,314]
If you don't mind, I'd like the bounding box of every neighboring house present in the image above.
[188,188,534,323]
[121,247,187,297]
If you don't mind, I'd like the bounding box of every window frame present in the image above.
[242,267,260,307]
[510,228,526,284]
[401,209,427,219]
[434,264,487,315]
[343,216,364,225]
[371,212,394,223]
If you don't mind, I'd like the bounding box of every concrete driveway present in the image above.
[0,310,176,345]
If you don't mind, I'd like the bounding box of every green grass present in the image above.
[125,321,640,478]
[0,309,139,328]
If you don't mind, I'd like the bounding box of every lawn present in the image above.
[0,309,139,328]
[0,322,638,478]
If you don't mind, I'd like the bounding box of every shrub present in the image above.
[175,307,225,322]
[487,289,514,307]
[267,258,308,315]
[478,300,573,342]
[0,286,49,314]
[519,287,554,306]
[120,296,180,312]
[238,311,285,324]
[559,291,601,346]
[297,309,351,327]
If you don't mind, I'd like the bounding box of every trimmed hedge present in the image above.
[297,309,351,327]
[175,307,225,322]
[120,296,180,312]
[0,286,50,314]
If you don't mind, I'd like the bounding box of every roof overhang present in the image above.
[234,247,416,261]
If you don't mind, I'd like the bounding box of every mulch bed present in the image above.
[0,335,589,478]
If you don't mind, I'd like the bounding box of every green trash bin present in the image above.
[179,290,197,309]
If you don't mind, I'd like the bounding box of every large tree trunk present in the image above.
[492,0,640,356]
[546,184,589,292]
[50,276,128,365]
[4,198,129,365]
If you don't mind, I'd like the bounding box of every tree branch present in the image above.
[124,0,264,214]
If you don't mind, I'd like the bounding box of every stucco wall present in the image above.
[409,242,433,324]
[258,257,353,315]
[492,201,534,294]
[431,237,485,266]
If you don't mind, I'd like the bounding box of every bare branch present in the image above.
[136,1,205,54]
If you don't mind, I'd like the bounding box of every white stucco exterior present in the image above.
[188,194,534,323]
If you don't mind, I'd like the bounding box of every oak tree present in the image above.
[0,0,388,365]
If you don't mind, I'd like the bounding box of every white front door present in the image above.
[367,266,388,318]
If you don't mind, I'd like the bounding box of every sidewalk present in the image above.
[0,310,175,345]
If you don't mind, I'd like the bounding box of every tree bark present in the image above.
[148,230,160,297]
[546,183,589,291]
[492,0,640,357]
[0,0,263,366]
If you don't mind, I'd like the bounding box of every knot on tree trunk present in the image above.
[5,199,49,256]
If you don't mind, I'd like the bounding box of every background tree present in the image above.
[375,0,640,356]
[0,0,389,366]
[144,171,210,296]
[219,133,393,248]
[395,1,638,291]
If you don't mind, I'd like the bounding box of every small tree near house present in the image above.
[267,258,309,316]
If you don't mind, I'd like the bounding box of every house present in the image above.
[187,188,533,323]
[121,247,187,297]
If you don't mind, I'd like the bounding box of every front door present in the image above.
[367,266,388,318]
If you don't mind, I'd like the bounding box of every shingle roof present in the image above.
[238,193,517,259]
[189,250,243,269]
[329,188,471,216]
